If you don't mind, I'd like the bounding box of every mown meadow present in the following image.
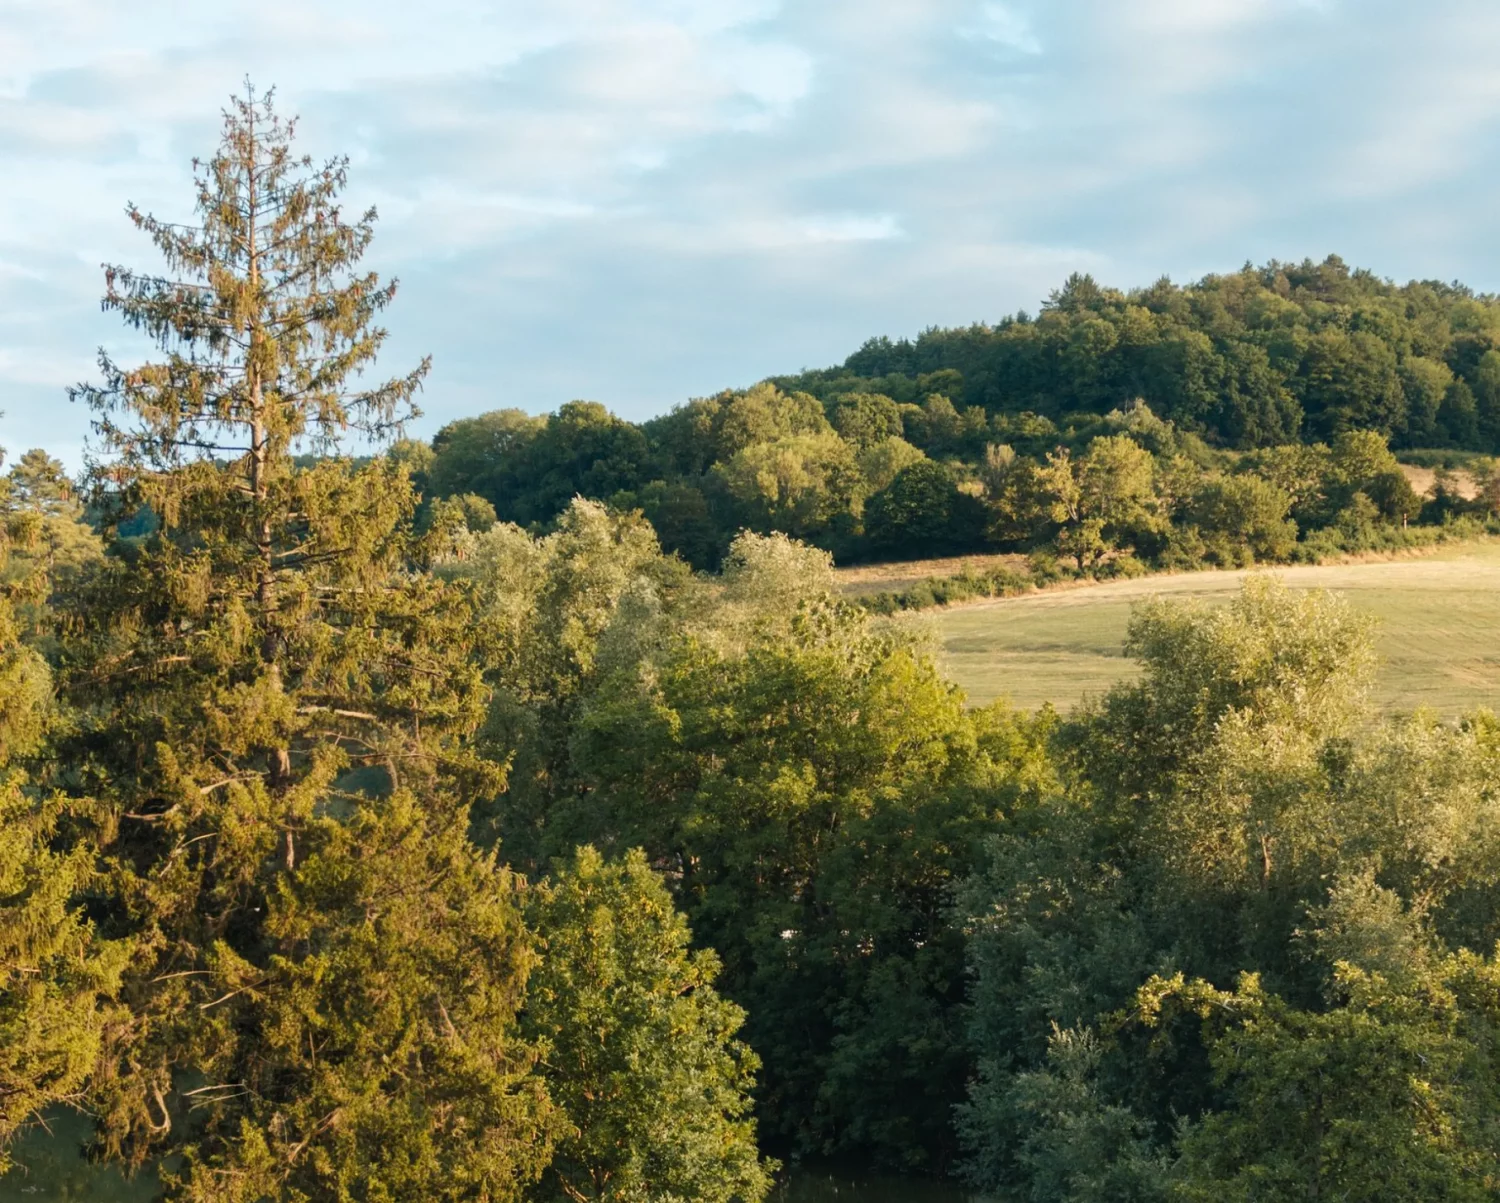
[927,540,1500,713]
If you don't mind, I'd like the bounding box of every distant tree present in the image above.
[1042,436,1160,569]
[904,393,967,453]
[451,491,500,532]
[1399,356,1453,446]
[1366,469,1423,526]
[1188,475,1297,563]
[1,450,102,588]
[1240,442,1329,529]
[1473,349,1500,449]
[1439,379,1481,448]
[714,431,861,540]
[832,392,904,447]
[429,407,547,506]
[857,436,927,496]
[865,459,984,557]
[618,479,721,568]
[1469,457,1500,517]
[1297,329,1405,439]
[713,383,831,460]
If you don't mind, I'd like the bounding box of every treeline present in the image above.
[12,90,1500,1203]
[417,258,1500,570]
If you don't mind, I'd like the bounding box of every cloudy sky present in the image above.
[4,0,1500,464]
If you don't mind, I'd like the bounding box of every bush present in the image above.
[1093,554,1149,580]
[1027,550,1070,585]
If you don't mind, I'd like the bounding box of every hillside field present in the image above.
[914,540,1500,714]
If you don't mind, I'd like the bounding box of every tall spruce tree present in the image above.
[62,86,557,1199]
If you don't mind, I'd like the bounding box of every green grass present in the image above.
[918,540,1500,714]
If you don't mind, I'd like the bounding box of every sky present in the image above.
[4,0,1500,466]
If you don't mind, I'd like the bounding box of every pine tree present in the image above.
[62,85,557,1198]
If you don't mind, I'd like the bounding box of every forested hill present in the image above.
[778,255,1500,448]
[418,255,1500,568]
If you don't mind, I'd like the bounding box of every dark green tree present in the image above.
[865,459,984,557]
[1186,475,1297,564]
[429,408,547,505]
[831,392,904,447]
[567,590,1056,1169]
[1439,379,1481,448]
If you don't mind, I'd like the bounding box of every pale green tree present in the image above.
[714,431,862,539]
[1042,436,1160,569]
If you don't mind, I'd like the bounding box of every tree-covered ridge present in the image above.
[789,257,1500,449]
[421,256,1500,571]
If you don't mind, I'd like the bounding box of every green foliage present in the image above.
[447,512,1060,1170]
[1039,436,1162,569]
[563,593,1057,1169]
[714,431,862,541]
[856,436,927,496]
[416,258,1500,571]
[831,392,905,448]
[2,450,102,591]
[429,409,548,509]
[0,484,125,1172]
[958,579,1394,1193]
[522,847,773,1203]
[159,787,560,1202]
[810,256,1500,450]
[864,460,984,556]
[612,479,720,568]
[1184,475,1297,564]
[973,1026,1168,1203]
[56,88,555,1196]
[430,403,653,529]
[24,98,1500,1202]
[1142,960,1496,1202]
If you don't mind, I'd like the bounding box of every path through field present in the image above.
[920,541,1500,714]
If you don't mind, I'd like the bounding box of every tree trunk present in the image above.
[242,98,293,795]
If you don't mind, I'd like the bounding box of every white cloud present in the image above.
[966,3,1042,55]
[803,213,904,243]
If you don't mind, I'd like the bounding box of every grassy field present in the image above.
[913,540,1500,714]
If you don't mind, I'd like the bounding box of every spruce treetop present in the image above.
[76,81,425,486]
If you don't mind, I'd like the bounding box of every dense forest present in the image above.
[11,90,1500,1203]
[416,256,1500,573]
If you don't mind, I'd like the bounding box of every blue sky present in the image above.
[4,0,1500,465]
